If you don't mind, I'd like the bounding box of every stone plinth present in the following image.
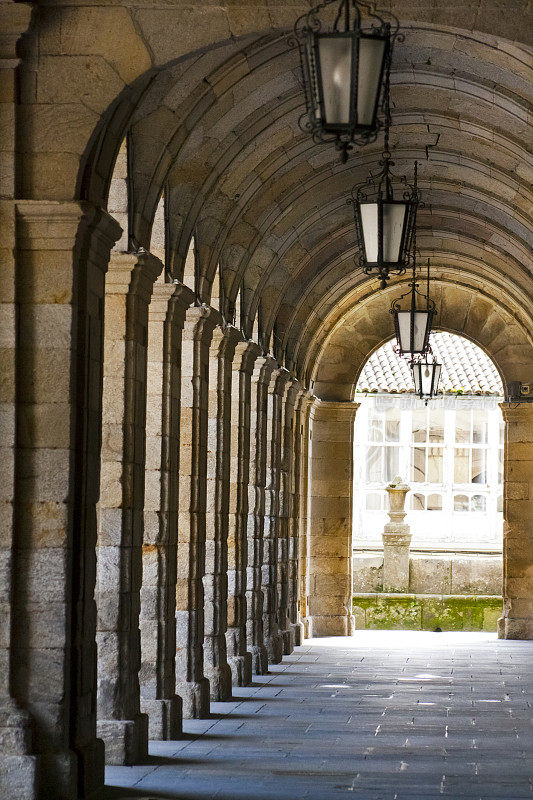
[382,482,412,593]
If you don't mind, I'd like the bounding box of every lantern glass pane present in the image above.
[421,363,433,395]
[317,35,352,125]
[357,36,387,125]
[382,202,408,264]
[412,364,421,394]
[360,202,378,263]
[396,310,430,353]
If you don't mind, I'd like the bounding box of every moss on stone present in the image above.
[353,594,502,632]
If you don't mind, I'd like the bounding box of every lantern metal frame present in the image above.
[391,257,437,359]
[290,0,401,163]
[411,351,442,403]
[349,143,421,289]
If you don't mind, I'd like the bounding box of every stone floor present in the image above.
[105,631,533,800]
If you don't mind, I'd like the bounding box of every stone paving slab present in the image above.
[105,631,533,800]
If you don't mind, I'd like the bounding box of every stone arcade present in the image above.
[0,1,532,798]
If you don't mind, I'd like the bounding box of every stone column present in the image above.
[287,387,306,647]
[140,280,194,739]
[382,481,411,592]
[298,394,315,640]
[226,340,262,684]
[308,401,359,637]
[262,364,286,663]
[96,252,162,764]
[245,355,273,675]
[277,379,299,654]
[7,201,120,799]
[176,305,219,718]
[203,324,239,700]
[498,404,533,640]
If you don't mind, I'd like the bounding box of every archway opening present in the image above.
[352,332,504,632]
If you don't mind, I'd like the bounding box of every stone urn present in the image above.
[382,477,412,591]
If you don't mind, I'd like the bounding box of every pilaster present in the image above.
[226,339,262,684]
[498,403,533,640]
[308,401,359,637]
[7,200,120,798]
[176,305,221,717]
[140,280,194,739]
[96,251,163,764]
[204,324,242,699]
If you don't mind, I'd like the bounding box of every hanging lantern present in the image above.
[291,0,400,163]
[391,258,436,358]
[350,153,420,289]
[412,356,442,401]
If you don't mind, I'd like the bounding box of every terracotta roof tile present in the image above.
[356,332,503,395]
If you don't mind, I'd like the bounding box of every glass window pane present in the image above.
[471,449,487,484]
[497,495,503,513]
[429,409,445,442]
[499,423,504,446]
[427,493,442,511]
[454,494,469,512]
[411,447,426,482]
[366,445,382,482]
[427,447,443,483]
[368,414,383,442]
[498,449,503,483]
[384,446,399,482]
[472,494,486,512]
[385,409,400,442]
[472,411,488,444]
[366,492,382,510]
[454,448,469,483]
[412,409,426,443]
[455,409,470,443]
[412,493,425,510]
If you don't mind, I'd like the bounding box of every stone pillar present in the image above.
[96,252,162,764]
[176,306,219,717]
[308,401,359,637]
[287,387,306,647]
[298,394,315,640]
[6,201,120,799]
[245,355,273,675]
[277,378,299,654]
[498,404,533,640]
[262,364,286,663]
[227,340,262,684]
[203,324,239,700]
[382,481,411,592]
[140,280,194,739]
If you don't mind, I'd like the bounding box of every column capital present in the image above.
[0,3,33,62]
[233,339,262,374]
[254,355,279,384]
[15,200,122,256]
[149,280,195,325]
[183,303,223,342]
[210,323,243,360]
[107,251,163,300]
[310,399,360,422]
[500,402,533,426]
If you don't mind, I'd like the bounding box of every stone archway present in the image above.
[306,280,533,640]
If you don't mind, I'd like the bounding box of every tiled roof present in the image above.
[356,332,503,395]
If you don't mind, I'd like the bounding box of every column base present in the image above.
[0,755,39,800]
[205,663,233,702]
[264,632,283,664]
[290,621,304,647]
[498,616,533,640]
[176,679,210,719]
[75,737,105,799]
[308,614,351,637]
[281,628,295,655]
[250,644,269,675]
[97,714,149,765]
[141,696,182,740]
[228,652,253,687]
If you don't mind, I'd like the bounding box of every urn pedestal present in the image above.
[382,482,411,592]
